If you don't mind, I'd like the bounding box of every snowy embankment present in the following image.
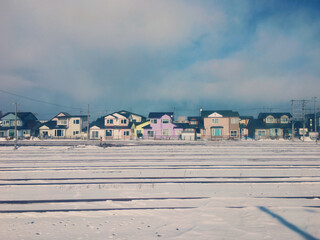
[0,141,319,239]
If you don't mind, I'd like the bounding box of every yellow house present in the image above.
[134,121,150,139]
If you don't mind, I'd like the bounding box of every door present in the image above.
[212,128,223,136]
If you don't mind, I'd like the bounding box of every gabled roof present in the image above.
[258,112,292,119]
[39,121,67,129]
[118,110,145,119]
[116,110,131,118]
[142,124,151,129]
[57,112,71,117]
[201,110,239,118]
[40,121,57,129]
[57,115,87,119]
[105,110,146,121]
[135,121,150,127]
[187,116,202,121]
[90,116,105,129]
[248,119,291,130]
[148,112,174,119]
[50,112,71,120]
[1,112,38,121]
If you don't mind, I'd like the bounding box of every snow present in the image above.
[0,141,320,239]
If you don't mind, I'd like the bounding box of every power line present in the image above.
[0,89,82,110]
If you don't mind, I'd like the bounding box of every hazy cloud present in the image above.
[0,0,319,118]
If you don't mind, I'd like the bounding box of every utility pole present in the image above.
[291,100,294,142]
[302,100,306,142]
[87,104,90,141]
[313,97,317,132]
[14,102,18,150]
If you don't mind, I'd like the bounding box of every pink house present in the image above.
[143,112,183,140]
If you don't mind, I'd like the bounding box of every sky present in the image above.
[1,0,320,120]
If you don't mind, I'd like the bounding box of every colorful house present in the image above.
[201,110,240,140]
[239,116,253,139]
[89,116,105,140]
[90,110,146,140]
[248,113,292,139]
[39,112,88,139]
[0,112,39,139]
[143,112,183,140]
[134,121,150,139]
[176,116,204,141]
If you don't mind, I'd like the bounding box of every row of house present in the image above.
[0,110,319,140]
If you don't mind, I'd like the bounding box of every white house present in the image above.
[39,112,88,139]
[90,110,146,140]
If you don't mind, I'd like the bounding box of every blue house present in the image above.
[0,112,39,139]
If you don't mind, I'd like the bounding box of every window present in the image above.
[121,119,127,124]
[230,130,237,137]
[9,130,14,137]
[151,119,157,124]
[3,120,9,126]
[266,117,274,123]
[73,119,80,124]
[280,117,288,123]
[92,131,98,138]
[55,130,63,137]
[73,131,79,135]
[212,128,222,136]
[60,120,67,125]
[162,129,170,136]
[106,130,112,136]
[231,118,239,124]
[258,130,266,136]
[136,130,142,138]
[270,129,279,136]
[162,119,170,124]
[123,131,130,136]
[212,119,219,124]
[106,119,114,124]
[185,128,194,132]
[148,131,154,137]
[190,120,197,125]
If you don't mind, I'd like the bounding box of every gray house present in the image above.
[248,113,292,139]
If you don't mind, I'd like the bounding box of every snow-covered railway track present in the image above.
[1,142,320,240]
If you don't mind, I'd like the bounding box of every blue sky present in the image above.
[1,0,320,120]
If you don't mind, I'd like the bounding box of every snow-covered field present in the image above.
[0,140,320,240]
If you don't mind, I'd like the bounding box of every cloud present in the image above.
[0,0,319,117]
[0,74,35,90]
[0,0,226,104]
[151,4,320,104]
